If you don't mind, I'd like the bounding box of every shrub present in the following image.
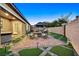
[12,38,22,43]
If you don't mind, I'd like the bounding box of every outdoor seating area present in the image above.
[27,22,48,39]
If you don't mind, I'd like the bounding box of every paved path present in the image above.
[39,47,57,56]
[11,35,65,53]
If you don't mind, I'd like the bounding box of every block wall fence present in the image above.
[48,16,79,55]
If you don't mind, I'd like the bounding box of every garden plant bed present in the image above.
[12,37,22,43]
[19,48,43,56]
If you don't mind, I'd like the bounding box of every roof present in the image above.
[5,3,31,25]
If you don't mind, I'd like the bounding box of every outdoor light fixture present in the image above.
[12,17,16,19]
[5,12,9,16]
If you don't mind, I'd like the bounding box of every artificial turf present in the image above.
[50,46,74,56]
[48,32,67,43]
[19,48,42,56]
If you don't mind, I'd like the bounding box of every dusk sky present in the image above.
[14,3,79,25]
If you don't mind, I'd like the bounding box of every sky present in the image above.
[14,3,79,25]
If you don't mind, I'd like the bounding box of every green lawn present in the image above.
[50,46,74,56]
[0,47,11,56]
[48,32,67,43]
[19,48,43,56]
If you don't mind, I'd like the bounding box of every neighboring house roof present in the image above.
[35,22,47,27]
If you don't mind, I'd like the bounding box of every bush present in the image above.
[21,35,25,38]
[64,42,73,49]
[12,38,22,43]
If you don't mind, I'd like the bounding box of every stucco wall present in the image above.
[12,20,26,38]
[48,27,64,35]
[48,17,79,55]
[1,17,28,38]
[26,23,30,32]
[66,17,79,55]
[1,17,12,33]
[22,22,26,35]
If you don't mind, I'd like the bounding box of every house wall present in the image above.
[12,20,26,38]
[22,22,26,35]
[0,16,29,39]
[1,17,12,33]
[0,17,12,45]
[26,23,30,32]
[0,4,30,47]
[28,24,30,31]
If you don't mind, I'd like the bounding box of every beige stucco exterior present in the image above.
[1,17,12,34]
[12,20,26,38]
[0,16,29,38]
[26,23,30,32]
[0,3,31,45]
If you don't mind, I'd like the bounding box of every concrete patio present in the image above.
[11,35,65,53]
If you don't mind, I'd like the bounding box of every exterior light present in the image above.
[5,13,9,16]
[12,17,16,19]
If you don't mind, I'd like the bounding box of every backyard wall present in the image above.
[48,27,64,35]
[48,16,79,55]
[66,16,79,55]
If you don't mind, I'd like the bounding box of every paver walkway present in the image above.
[11,35,65,54]
[39,47,57,56]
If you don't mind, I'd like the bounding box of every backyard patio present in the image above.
[11,35,65,53]
[0,32,75,56]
